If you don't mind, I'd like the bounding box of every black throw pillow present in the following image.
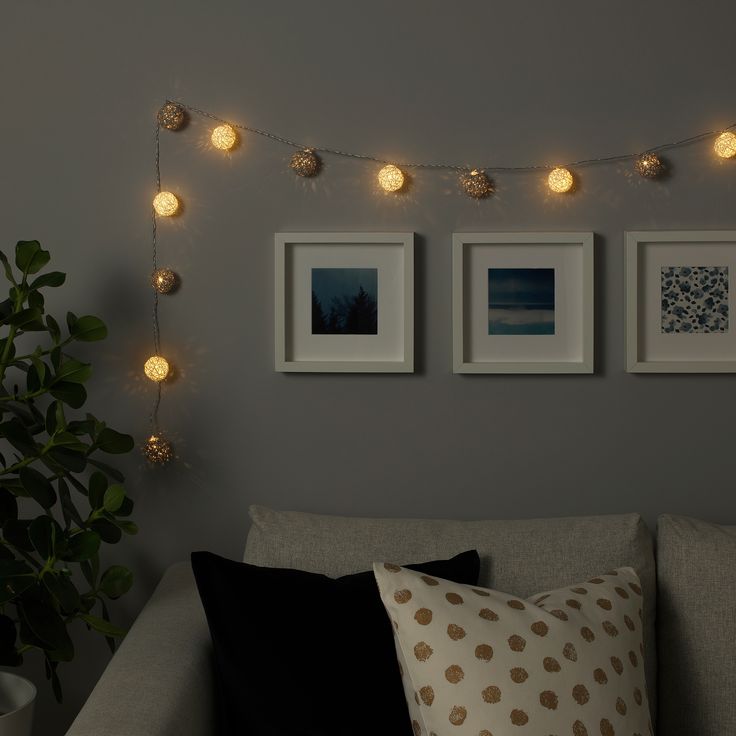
[192,549,480,736]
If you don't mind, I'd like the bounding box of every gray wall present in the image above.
[3,1,736,732]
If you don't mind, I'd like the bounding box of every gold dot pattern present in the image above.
[530,621,549,637]
[420,685,435,706]
[374,563,651,736]
[510,667,528,683]
[448,624,466,641]
[481,685,502,703]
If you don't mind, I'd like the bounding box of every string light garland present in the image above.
[634,152,665,179]
[378,164,405,192]
[151,267,178,294]
[460,169,493,199]
[547,166,575,194]
[146,98,736,465]
[152,191,179,217]
[211,124,239,151]
[290,148,321,177]
[714,131,736,159]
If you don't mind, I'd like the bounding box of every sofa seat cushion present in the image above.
[657,514,736,735]
[244,505,657,715]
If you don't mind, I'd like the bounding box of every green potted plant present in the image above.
[0,241,136,735]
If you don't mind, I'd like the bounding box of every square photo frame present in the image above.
[625,230,736,372]
[452,232,594,373]
[275,232,414,372]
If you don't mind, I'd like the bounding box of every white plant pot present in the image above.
[0,672,35,736]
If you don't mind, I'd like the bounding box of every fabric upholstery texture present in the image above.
[65,562,213,736]
[375,563,652,736]
[656,514,736,735]
[245,504,657,713]
[190,549,480,736]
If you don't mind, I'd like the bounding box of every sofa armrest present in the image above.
[66,561,213,736]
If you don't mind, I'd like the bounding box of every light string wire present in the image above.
[171,99,736,172]
[150,122,162,432]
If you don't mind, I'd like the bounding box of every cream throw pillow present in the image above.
[374,563,652,736]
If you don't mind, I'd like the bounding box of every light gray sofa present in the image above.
[66,507,735,736]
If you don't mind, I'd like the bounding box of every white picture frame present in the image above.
[452,232,594,374]
[275,232,414,372]
[625,230,736,373]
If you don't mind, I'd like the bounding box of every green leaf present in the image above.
[29,515,59,559]
[116,496,134,517]
[78,613,126,638]
[102,484,125,513]
[49,381,86,409]
[89,519,121,544]
[46,314,61,343]
[30,271,66,290]
[60,530,100,562]
[0,487,18,523]
[7,308,42,329]
[28,289,44,311]
[52,359,91,385]
[99,565,133,600]
[19,467,56,508]
[49,431,88,453]
[70,315,107,342]
[88,472,107,510]
[26,363,41,393]
[0,418,39,456]
[15,241,50,276]
[43,573,81,614]
[65,312,77,333]
[0,250,16,285]
[0,572,35,605]
[30,353,47,386]
[57,478,84,529]
[47,446,86,473]
[19,599,74,661]
[2,519,33,551]
[95,428,134,454]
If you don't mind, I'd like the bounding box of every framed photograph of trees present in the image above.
[275,233,414,372]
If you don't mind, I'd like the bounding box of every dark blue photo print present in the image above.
[312,268,378,335]
[488,268,555,335]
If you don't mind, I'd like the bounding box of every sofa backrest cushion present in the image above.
[244,505,657,713]
[656,514,736,735]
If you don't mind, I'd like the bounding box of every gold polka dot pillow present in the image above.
[374,563,652,736]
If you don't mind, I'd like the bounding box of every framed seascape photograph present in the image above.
[275,232,414,372]
[625,231,736,372]
[452,232,594,373]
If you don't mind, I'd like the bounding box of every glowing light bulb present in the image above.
[153,191,179,217]
[547,167,574,194]
[211,124,238,151]
[144,355,170,382]
[378,164,405,192]
[714,131,736,159]
[143,434,174,465]
[151,268,178,294]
